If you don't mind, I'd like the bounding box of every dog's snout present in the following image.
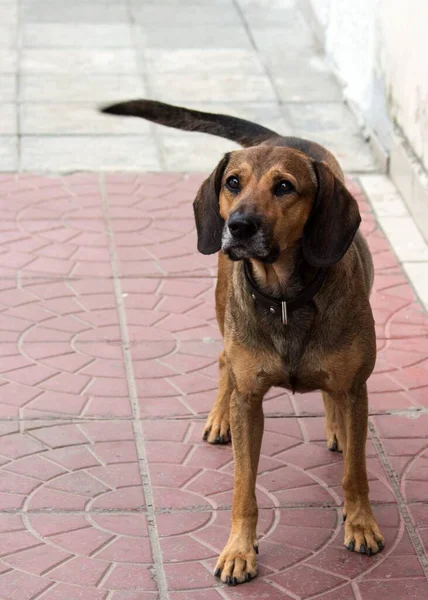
[228,214,260,240]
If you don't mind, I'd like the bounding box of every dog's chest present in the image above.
[268,319,328,393]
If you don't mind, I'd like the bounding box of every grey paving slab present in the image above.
[21,49,140,74]
[0,1,16,23]
[0,25,16,47]
[20,74,145,103]
[22,23,134,48]
[0,0,378,177]
[252,21,319,60]
[148,73,277,103]
[0,49,17,73]
[159,132,240,171]
[238,0,299,25]
[136,26,252,49]
[274,67,342,102]
[237,0,295,6]
[284,102,362,136]
[20,103,151,135]
[0,75,16,102]
[130,0,233,4]
[307,132,377,172]
[131,4,241,25]
[21,136,160,171]
[0,136,17,170]
[0,103,17,134]
[21,2,129,23]
[143,49,265,75]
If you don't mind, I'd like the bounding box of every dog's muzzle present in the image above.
[222,213,279,263]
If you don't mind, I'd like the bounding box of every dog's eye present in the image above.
[226,176,240,192]
[274,180,295,196]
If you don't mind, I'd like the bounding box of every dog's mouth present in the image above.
[221,226,279,263]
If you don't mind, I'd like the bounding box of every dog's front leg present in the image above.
[214,379,267,585]
[339,384,385,555]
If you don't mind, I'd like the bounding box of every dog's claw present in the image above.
[254,545,259,554]
[203,431,208,441]
[214,568,221,577]
[359,544,366,554]
[346,541,355,552]
[343,513,347,522]
[226,576,231,586]
[232,577,238,586]
[378,540,385,551]
[329,440,338,452]
[367,547,372,556]
[245,573,252,582]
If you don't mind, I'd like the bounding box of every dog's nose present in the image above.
[228,214,260,240]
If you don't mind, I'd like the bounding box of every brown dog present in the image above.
[101,100,385,585]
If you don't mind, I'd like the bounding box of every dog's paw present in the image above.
[203,408,230,444]
[344,510,384,556]
[326,432,342,452]
[214,540,257,585]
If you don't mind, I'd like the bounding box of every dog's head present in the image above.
[193,146,361,268]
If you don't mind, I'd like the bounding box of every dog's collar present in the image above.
[243,260,328,325]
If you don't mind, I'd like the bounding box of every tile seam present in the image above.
[368,420,428,581]
[100,172,170,599]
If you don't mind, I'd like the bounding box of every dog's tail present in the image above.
[100,99,278,148]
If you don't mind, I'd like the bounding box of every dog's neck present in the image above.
[249,247,303,297]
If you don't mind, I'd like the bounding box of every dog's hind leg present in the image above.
[203,350,232,444]
[339,384,384,555]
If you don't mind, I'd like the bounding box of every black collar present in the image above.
[243,260,328,325]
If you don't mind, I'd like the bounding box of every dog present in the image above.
[101,100,385,585]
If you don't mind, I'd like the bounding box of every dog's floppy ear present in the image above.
[193,153,230,254]
[302,161,361,268]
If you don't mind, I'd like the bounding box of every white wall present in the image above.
[309,0,428,171]
[380,0,428,168]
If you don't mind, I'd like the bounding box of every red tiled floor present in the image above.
[0,173,427,598]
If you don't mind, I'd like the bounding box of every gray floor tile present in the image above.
[238,0,299,26]
[137,26,252,49]
[270,56,342,103]
[22,23,134,48]
[274,73,341,103]
[21,74,145,103]
[308,132,377,172]
[0,2,16,23]
[0,75,16,102]
[21,3,129,23]
[149,73,276,103]
[283,102,376,171]
[131,4,240,25]
[237,0,296,6]
[0,49,17,73]
[0,25,17,47]
[21,49,140,74]
[0,136,17,170]
[284,102,361,136]
[403,263,428,309]
[0,104,17,134]
[252,21,319,59]
[20,103,151,135]
[144,49,265,75]
[21,136,161,172]
[130,0,233,3]
[160,132,240,171]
